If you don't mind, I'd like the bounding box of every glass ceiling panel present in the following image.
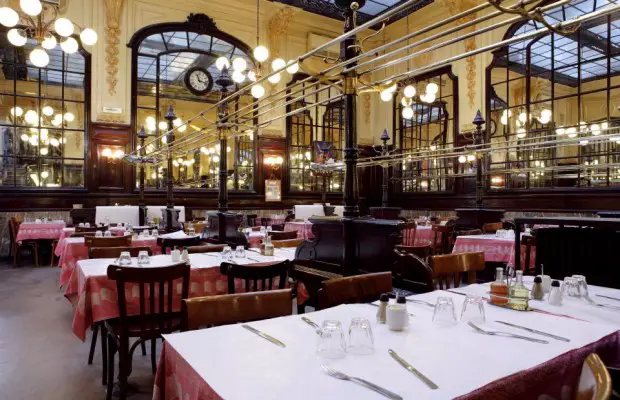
[23,38,85,86]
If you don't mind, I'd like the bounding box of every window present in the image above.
[394,68,457,192]
[0,34,89,188]
[286,76,344,192]
[487,0,620,189]
[130,15,256,191]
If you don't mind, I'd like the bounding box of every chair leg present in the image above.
[106,336,115,400]
[141,341,146,356]
[12,244,18,268]
[101,324,108,386]
[88,323,98,365]
[33,243,39,268]
[151,338,157,374]
[50,241,57,267]
[118,339,129,400]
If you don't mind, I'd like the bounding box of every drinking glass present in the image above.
[572,275,589,297]
[118,251,132,266]
[347,317,374,355]
[78,223,85,227]
[95,230,103,237]
[104,230,112,237]
[432,296,457,326]
[460,295,486,324]
[266,226,272,233]
[235,245,246,259]
[105,217,110,226]
[151,229,159,237]
[562,277,581,298]
[222,246,233,260]
[260,226,266,234]
[84,222,90,227]
[137,251,150,266]
[316,320,346,359]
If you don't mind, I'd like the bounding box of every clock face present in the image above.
[184,67,213,96]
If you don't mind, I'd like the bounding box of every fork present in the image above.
[406,298,434,307]
[321,365,403,400]
[468,322,549,344]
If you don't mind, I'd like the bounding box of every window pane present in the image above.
[0,126,14,156]
[63,130,84,158]
[16,157,38,187]
[0,157,14,186]
[63,159,84,187]
[63,102,84,130]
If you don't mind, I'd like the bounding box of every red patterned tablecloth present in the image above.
[452,234,535,269]
[247,232,265,248]
[16,221,66,242]
[284,221,314,240]
[57,237,161,288]
[402,226,433,246]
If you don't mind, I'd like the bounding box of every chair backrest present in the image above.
[250,226,261,232]
[106,262,191,337]
[271,223,285,231]
[84,235,132,248]
[482,222,503,234]
[158,236,203,254]
[76,226,108,233]
[70,232,96,238]
[431,251,485,289]
[431,225,454,254]
[271,238,304,248]
[220,260,291,294]
[182,289,293,331]
[391,251,434,294]
[576,353,611,400]
[187,244,226,254]
[317,271,393,310]
[89,246,152,259]
[395,245,432,261]
[401,224,417,246]
[8,217,20,242]
[186,222,208,235]
[268,230,298,240]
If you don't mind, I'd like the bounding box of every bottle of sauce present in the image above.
[508,270,529,311]
[263,235,274,256]
[490,267,509,306]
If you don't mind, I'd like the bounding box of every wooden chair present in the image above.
[84,235,132,248]
[271,238,304,248]
[576,353,611,400]
[392,250,434,294]
[220,260,291,294]
[522,235,537,274]
[482,222,504,234]
[187,244,226,254]
[76,225,108,233]
[431,225,454,255]
[70,232,97,238]
[250,226,262,232]
[271,223,285,231]
[290,259,343,313]
[317,271,392,310]
[430,251,485,289]
[89,246,152,259]
[182,289,293,331]
[268,230,298,240]
[105,263,190,400]
[394,244,432,261]
[158,236,203,254]
[185,222,207,235]
[9,217,39,267]
[401,224,417,246]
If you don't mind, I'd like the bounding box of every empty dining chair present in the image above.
[186,244,227,254]
[84,235,132,249]
[220,260,291,294]
[268,230,298,240]
[317,271,392,310]
[430,251,485,290]
[89,246,152,259]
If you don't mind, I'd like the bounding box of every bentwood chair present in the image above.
[105,263,190,400]
[84,235,132,249]
[576,353,611,400]
[158,236,203,254]
[394,244,432,262]
[270,238,304,248]
[317,271,393,310]
[431,225,454,255]
[430,251,485,289]
[9,216,39,268]
[268,230,298,240]
[482,222,504,234]
[181,289,293,331]
[220,260,291,294]
[89,246,152,259]
[271,223,285,231]
[289,259,343,313]
[391,251,434,294]
[187,244,226,254]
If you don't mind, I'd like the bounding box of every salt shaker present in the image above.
[531,276,544,300]
[548,280,562,306]
[387,295,408,331]
[376,293,389,324]
[171,247,181,262]
[181,247,189,263]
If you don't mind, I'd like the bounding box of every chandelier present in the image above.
[0,0,97,68]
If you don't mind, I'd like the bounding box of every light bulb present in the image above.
[518,112,527,124]
[40,170,49,179]
[114,149,124,158]
[172,160,178,167]
[39,147,48,155]
[248,70,257,82]
[458,155,466,163]
[402,85,415,98]
[400,97,412,107]
[64,112,75,122]
[251,84,265,98]
[540,108,552,120]
[232,57,247,72]
[161,136,167,144]
[20,0,41,16]
[380,89,393,102]
[40,128,48,140]
[20,133,28,141]
[268,73,281,84]
[602,122,609,130]
[145,116,155,125]
[10,106,23,117]
[0,7,19,27]
[591,123,601,136]
[178,124,186,132]
[79,28,97,46]
[539,115,551,124]
[101,148,112,157]
[60,37,78,54]
[50,138,59,147]
[556,127,565,136]
[213,155,220,163]
[24,110,38,125]
[423,92,436,103]
[426,82,439,94]
[253,45,269,62]
[29,47,49,67]
[54,18,74,37]
[51,117,62,127]
[567,127,577,138]
[42,105,54,116]
[171,118,182,127]
[271,58,286,71]
[7,28,27,46]
[286,61,299,74]
[28,135,38,146]
[215,56,230,71]
[467,154,476,162]
[158,121,167,130]
[232,70,246,83]
[516,128,526,139]
[401,106,414,119]
[500,115,508,125]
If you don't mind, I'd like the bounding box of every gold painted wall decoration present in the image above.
[105,0,125,96]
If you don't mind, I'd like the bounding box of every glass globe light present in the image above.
[20,133,29,141]
[79,28,97,46]
[10,106,23,117]
[24,110,38,125]
[50,138,59,147]
[60,37,78,54]
[28,135,38,146]
[516,128,526,139]
[403,85,416,98]
[215,56,230,71]
[426,82,439,94]
[158,121,167,130]
[540,108,552,120]
[267,73,281,84]
[380,89,393,102]
[114,149,124,158]
[518,111,528,124]
[161,136,167,144]
[423,92,436,103]
[271,58,286,71]
[400,97,412,107]
[64,112,75,122]
[0,7,19,27]
[401,106,414,119]
[39,147,48,155]
[602,122,609,130]
[467,154,476,162]
[591,123,601,136]
[20,0,42,16]
[500,114,508,125]
[173,118,182,127]
[286,61,299,74]
[253,45,269,62]
[458,155,466,163]
[29,47,49,67]
[42,32,59,50]
[232,57,247,72]
[40,128,48,140]
[145,116,155,126]
[556,127,565,136]
[40,170,49,179]
[54,18,74,37]
[178,124,186,132]
[248,70,257,82]
[251,84,265,98]
[232,70,246,84]
[51,117,62,127]
[7,28,27,46]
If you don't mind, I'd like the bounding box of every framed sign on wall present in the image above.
[265,179,282,202]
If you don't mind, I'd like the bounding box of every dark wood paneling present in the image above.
[89,122,132,193]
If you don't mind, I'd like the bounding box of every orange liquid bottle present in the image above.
[490,267,509,306]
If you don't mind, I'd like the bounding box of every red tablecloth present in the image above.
[402,226,433,246]
[452,234,535,269]
[247,232,265,248]
[284,221,314,240]
[16,221,65,242]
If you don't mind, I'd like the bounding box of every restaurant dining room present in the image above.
[3,0,620,398]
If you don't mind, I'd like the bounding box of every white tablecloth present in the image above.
[95,206,140,225]
[294,205,324,221]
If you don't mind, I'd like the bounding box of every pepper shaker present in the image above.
[548,280,562,306]
[531,276,544,300]
[376,293,389,324]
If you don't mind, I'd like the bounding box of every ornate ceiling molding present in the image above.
[267,6,297,59]
[104,0,125,96]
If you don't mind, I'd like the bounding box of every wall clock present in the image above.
[184,66,213,96]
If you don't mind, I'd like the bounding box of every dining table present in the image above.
[15,221,66,242]
[452,233,535,269]
[402,225,433,246]
[66,248,299,341]
[284,221,314,240]
[153,276,620,400]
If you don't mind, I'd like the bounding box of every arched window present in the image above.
[129,14,256,191]
[286,75,344,192]
[486,0,620,189]
[393,67,457,192]
[0,31,90,188]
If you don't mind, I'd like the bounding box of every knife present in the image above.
[241,324,286,348]
[596,294,620,302]
[495,321,570,342]
[388,349,438,390]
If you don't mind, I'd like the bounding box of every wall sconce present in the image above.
[264,155,283,171]
[101,147,125,163]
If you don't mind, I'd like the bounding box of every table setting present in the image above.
[15,219,66,242]
[284,221,314,240]
[452,231,536,269]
